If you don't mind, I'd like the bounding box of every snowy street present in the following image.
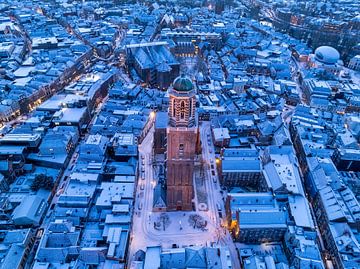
[128,122,239,268]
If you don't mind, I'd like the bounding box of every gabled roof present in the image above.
[153,184,166,208]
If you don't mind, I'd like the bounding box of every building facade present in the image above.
[166,75,198,211]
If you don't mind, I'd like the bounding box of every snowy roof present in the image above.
[144,246,161,269]
[314,46,340,64]
[12,195,46,226]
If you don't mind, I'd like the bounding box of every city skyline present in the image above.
[0,1,359,269]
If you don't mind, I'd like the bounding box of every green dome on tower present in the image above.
[172,74,193,92]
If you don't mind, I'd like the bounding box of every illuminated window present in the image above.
[189,99,192,117]
[173,101,176,117]
[180,101,185,119]
[179,143,184,156]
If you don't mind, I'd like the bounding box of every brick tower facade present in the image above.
[166,75,198,211]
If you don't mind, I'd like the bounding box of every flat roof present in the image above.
[144,246,161,269]
[114,133,135,146]
[0,145,25,155]
[96,182,135,207]
[70,172,99,182]
[0,133,41,142]
[125,41,168,49]
[56,107,87,122]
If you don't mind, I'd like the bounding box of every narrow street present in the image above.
[200,121,241,269]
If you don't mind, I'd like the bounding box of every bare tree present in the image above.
[159,213,171,231]
[188,214,205,229]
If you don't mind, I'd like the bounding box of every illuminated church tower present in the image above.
[166,75,198,211]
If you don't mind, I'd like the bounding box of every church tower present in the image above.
[166,74,198,211]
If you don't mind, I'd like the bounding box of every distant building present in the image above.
[27,131,75,169]
[332,148,360,172]
[109,133,138,161]
[326,222,360,269]
[57,173,98,208]
[35,220,80,264]
[0,229,35,269]
[212,128,230,147]
[125,42,180,89]
[52,107,91,133]
[0,133,41,148]
[161,29,222,54]
[215,0,225,14]
[284,226,325,269]
[308,46,342,75]
[348,55,360,71]
[226,192,288,243]
[142,245,232,269]
[220,148,266,190]
[79,134,108,163]
[12,195,47,227]
[262,146,306,196]
[303,79,331,104]
[243,255,289,269]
